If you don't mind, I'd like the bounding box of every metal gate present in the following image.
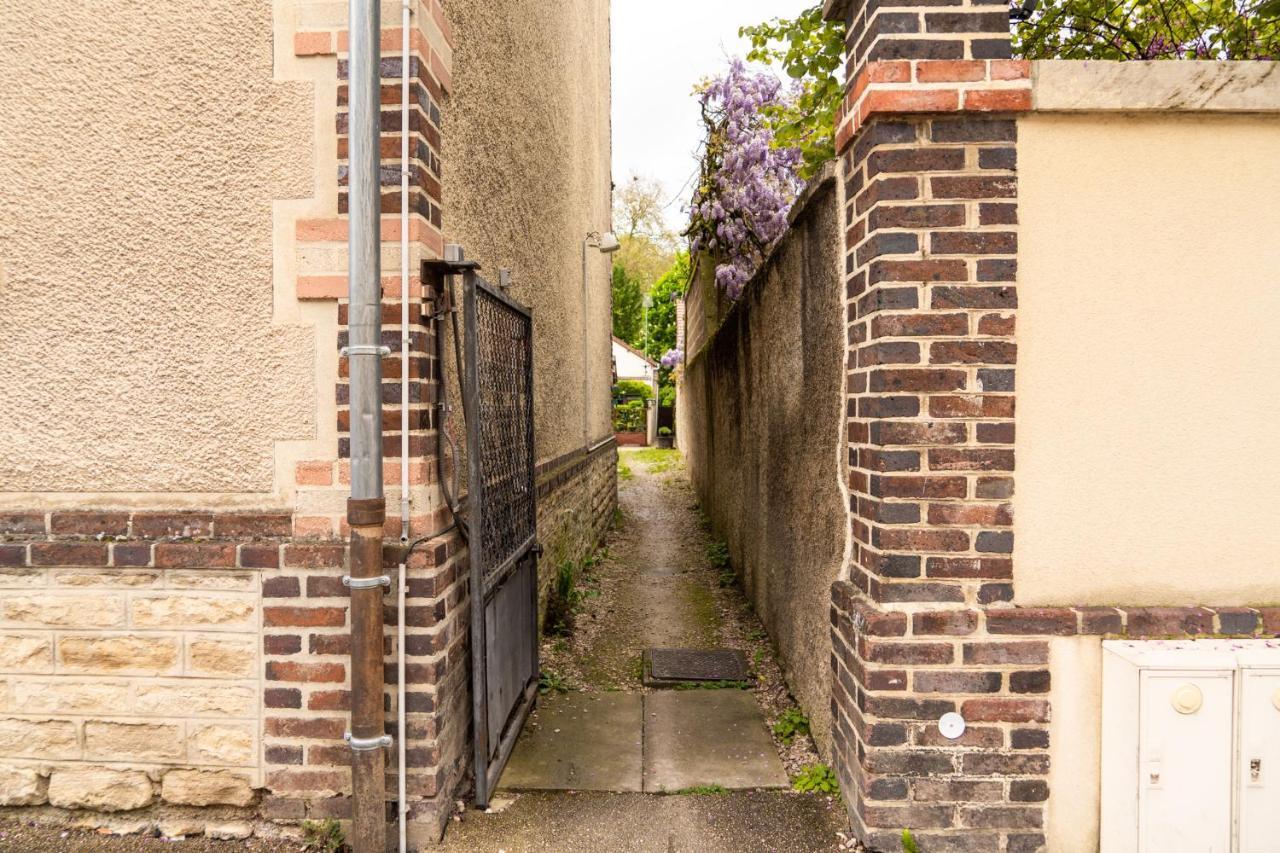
[458,267,539,808]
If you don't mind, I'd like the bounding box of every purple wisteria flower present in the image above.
[686,59,803,300]
[660,349,684,368]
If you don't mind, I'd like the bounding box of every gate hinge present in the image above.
[344,732,392,751]
[342,574,392,591]
[533,543,544,557]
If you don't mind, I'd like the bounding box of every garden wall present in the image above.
[677,166,847,754]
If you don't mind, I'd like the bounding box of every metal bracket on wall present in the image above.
[342,574,392,591]
[340,345,392,357]
[344,732,393,751]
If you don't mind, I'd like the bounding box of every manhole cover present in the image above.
[644,648,750,686]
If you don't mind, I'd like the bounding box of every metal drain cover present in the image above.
[644,648,750,686]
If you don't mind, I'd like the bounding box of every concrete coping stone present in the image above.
[1032,60,1280,113]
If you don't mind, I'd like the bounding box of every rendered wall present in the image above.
[1016,110,1280,606]
[441,0,613,467]
[0,0,316,500]
[679,171,847,754]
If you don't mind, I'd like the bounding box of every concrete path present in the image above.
[441,791,848,852]
[500,689,787,793]
[442,449,845,851]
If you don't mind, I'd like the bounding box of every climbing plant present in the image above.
[686,59,803,300]
[1013,0,1280,59]
[740,4,846,179]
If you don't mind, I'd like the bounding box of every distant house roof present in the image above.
[611,336,657,368]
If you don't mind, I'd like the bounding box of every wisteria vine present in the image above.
[685,59,803,301]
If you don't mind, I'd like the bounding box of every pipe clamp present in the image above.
[344,732,393,751]
[343,574,391,590]
[340,345,392,357]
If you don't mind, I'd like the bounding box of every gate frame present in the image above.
[458,266,541,808]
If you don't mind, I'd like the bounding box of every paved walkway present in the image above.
[440,449,849,852]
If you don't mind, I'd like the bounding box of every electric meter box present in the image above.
[1101,639,1280,853]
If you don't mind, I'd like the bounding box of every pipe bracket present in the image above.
[340,344,391,357]
[344,732,393,751]
[343,574,391,591]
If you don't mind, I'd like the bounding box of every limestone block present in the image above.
[0,634,53,672]
[47,767,153,811]
[11,679,130,714]
[189,722,254,765]
[57,634,180,675]
[52,570,161,588]
[130,594,255,629]
[157,818,206,839]
[0,717,79,759]
[1,593,125,628]
[161,768,254,807]
[165,570,255,591]
[134,683,256,717]
[187,636,256,678]
[0,765,47,805]
[0,569,45,589]
[83,720,183,762]
[206,821,253,840]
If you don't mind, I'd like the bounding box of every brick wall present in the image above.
[825,1,1280,850]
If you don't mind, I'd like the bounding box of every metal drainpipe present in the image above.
[396,4,412,852]
[345,0,389,851]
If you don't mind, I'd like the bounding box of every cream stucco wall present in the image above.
[441,0,613,463]
[1016,109,1280,606]
[0,1,326,502]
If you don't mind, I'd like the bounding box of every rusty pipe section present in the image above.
[346,499,388,852]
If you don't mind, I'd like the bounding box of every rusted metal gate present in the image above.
[459,267,539,808]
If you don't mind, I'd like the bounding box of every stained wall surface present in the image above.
[0,1,317,498]
[678,173,847,753]
[441,0,614,465]
[1016,110,1280,606]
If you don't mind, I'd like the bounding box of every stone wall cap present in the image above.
[822,0,849,22]
[1032,59,1280,113]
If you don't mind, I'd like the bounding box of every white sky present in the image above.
[611,0,815,232]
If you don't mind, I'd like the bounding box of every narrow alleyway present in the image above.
[441,449,850,852]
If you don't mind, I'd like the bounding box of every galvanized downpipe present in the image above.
[345,0,388,850]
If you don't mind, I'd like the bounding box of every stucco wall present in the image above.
[678,170,846,753]
[441,0,613,466]
[1015,109,1280,606]
[0,1,318,499]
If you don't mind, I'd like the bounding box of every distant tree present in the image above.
[643,252,689,408]
[614,175,677,292]
[611,264,644,346]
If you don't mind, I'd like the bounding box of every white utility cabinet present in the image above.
[1101,639,1280,853]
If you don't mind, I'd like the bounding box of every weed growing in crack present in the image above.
[538,669,572,694]
[792,763,839,795]
[301,819,346,852]
[772,708,811,744]
[676,784,728,795]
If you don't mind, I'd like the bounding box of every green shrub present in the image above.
[612,379,653,401]
[773,708,811,744]
[792,763,839,795]
[659,426,672,436]
[612,399,646,432]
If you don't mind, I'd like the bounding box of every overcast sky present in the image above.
[611,0,814,232]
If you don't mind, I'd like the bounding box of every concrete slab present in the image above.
[642,690,789,792]
[497,692,643,792]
